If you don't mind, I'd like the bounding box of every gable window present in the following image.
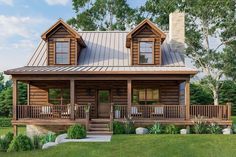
[132,88,159,105]
[139,41,154,64]
[48,88,70,105]
[55,41,69,64]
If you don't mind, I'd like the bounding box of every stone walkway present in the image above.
[42,134,112,149]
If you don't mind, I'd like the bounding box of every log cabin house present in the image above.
[5,12,232,136]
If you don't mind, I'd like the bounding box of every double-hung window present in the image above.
[55,41,69,64]
[139,41,154,64]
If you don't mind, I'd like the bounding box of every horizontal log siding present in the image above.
[131,24,161,65]
[75,80,127,118]
[29,81,69,105]
[48,24,79,65]
[132,80,180,105]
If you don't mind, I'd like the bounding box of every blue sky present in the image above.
[0,0,146,72]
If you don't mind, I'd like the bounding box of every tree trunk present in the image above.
[213,88,219,106]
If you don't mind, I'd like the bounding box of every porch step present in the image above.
[90,119,110,123]
[89,127,110,131]
[89,123,109,128]
[88,118,112,135]
[87,131,113,135]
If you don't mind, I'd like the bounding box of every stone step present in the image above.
[89,127,110,131]
[87,131,113,135]
[89,123,109,128]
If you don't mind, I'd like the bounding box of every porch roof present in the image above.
[5,66,197,75]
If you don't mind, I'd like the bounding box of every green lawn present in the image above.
[0,117,236,157]
[0,126,26,136]
[0,135,236,157]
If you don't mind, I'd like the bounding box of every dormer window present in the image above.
[139,41,154,64]
[55,40,70,64]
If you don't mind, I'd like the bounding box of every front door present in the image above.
[98,90,110,118]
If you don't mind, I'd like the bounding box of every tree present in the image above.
[184,0,236,105]
[68,0,136,31]
[138,0,182,30]
[190,82,213,105]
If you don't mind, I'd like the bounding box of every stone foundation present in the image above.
[26,125,69,137]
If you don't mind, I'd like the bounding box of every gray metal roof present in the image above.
[5,66,197,75]
[27,31,185,67]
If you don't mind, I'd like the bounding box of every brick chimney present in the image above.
[169,11,185,53]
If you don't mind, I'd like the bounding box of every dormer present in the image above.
[41,19,86,65]
[126,19,166,65]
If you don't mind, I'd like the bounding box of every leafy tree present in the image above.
[190,83,213,105]
[0,73,4,92]
[138,0,182,30]
[184,0,236,105]
[0,73,27,117]
[68,0,136,31]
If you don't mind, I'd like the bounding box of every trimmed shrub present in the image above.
[67,124,86,139]
[32,135,41,149]
[123,116,135,134]
[39,132,56,145]
[7,134,33,152]
[165,124,178,134]
[0,118,12,127]
[0,132,14,152]
[113,121,125,134]
[207,123,221,134]
[149,123,162,134]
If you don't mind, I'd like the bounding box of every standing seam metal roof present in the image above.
[27,31,185,67]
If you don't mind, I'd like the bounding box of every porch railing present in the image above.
[190,104,231,120]
[130,105,186,119]
[16,104,87,120]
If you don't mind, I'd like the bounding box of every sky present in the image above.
[0,0,146,72]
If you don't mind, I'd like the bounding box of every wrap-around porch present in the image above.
[12,74,232,130]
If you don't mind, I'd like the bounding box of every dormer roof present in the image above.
[126,19,166,48]
[41,19,86,47]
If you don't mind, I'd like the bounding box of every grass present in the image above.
[231,116,236,124]
[0,126,26,136]
[0,117,235,157]
[0,135,236,157]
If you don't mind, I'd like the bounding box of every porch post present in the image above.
[127,79,132,117]
[12,79,18,136]
[185,79,190,120]
[70,79,75,120]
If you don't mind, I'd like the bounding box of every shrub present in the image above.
[113,121,125,134]
[123,116,135,134]
[165,124,178,134]
[149,123,162,134]
[40,132,56,145]
[232,124,236,134]
[207,123,221,134]
[192,115,207,134]
[7,134,33,152]
[0,132,14,152]
[32,135,41,149]
[67,124,86,139]
[0,118,12,127]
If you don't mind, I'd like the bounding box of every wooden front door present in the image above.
[98,90,110,118]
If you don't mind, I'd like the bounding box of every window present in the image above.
[139,41,153,64]
[133,88,159,105]
[48,88,70,105]
[55,41,69,64]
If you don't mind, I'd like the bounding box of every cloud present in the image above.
[45,0,69,6]
[0,0,13,6]
[0,15,46,39]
